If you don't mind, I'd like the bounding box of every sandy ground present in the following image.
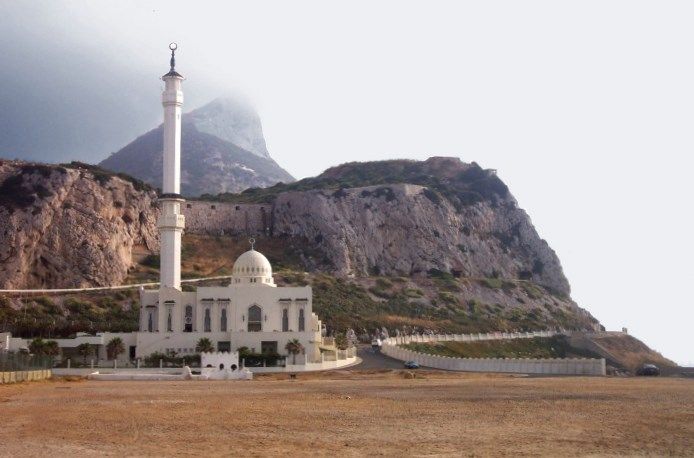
[0,370,692,457]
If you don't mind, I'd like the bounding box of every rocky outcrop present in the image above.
[272,182,570,296]
[99,97,294,196]
[0,161,159,288]
[0,157,570,299]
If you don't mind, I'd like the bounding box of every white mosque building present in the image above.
[2,44,343,370]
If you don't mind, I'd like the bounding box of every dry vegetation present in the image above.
[1,371,692,456]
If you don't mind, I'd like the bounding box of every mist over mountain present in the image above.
[99,97,294,196]
[0,4,223,166]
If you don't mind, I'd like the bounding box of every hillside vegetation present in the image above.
[0,233,595,339]
[201,157,509,209]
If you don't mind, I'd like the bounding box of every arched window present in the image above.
[248,305,262,332]
[298,309,305,332]
[220,309,227,332]
[167,309,172,332]
[204,309,211,332]
[184,305,193,332]
[282,309,289,332]
[147,311,154,332]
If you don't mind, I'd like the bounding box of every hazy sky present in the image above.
[1,1,692,365]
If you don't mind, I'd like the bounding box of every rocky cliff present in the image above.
[0,161,158,288]
[98,97,294,197]
[0,157,602,336]
[0,157,570,297]
[272,182,569,296]
[208,157,570,296]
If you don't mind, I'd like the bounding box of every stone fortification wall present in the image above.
[182,201,270,235]
[381,331,606,376]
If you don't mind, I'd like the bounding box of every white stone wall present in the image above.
[201,351,240,369]
[381,331,606,376]
[182,201,269,235]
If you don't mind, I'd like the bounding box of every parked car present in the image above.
[404,361,420,369]
[636,364,660,376]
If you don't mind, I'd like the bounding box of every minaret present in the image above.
[158,43,185,290]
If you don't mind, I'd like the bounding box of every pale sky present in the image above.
[1,1,692,365]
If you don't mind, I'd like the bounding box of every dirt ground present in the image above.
[1,370,692,457]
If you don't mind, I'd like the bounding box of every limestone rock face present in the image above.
[0,161,159,288]
[272,183,570,296]
[98,97,294,197]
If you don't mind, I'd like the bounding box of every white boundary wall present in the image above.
[52,347,358,376]
[381,331,606,376]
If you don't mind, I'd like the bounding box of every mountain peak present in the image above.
[187,96,270,160]
[99,96,294,196]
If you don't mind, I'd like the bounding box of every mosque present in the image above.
[134,44,323,362]
[3,44,332,369]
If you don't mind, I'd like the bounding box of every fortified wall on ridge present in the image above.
[182,201,270,236]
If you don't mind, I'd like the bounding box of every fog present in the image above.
[1,1,692,364]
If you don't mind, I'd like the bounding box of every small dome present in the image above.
[232,249,272,278]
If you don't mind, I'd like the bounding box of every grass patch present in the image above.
[402,336,601,359]
[521,282,544,299]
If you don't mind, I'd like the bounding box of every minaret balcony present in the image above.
[157,214,185,229]
[162,90,183,105]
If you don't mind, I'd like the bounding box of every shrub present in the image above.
[438,291,458,305]
[481,278,503,289]
[368,287,392,299]
[375,278,393,289]
[404,288,423,298]
[422,188,441,205]
[521,282,544,300]
[427,269,454,282]
[141,254,160,268]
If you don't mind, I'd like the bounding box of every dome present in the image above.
[231,249,274,286]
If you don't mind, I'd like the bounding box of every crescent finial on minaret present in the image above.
[163,42,182,78]
[169,42,177,71]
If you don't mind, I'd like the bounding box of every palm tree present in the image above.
[195,337,215,353]
[29,338,46,355]
[106,337,125,361]
[285,339,304,365]
[43,340,60,357]
[77,343,93,364]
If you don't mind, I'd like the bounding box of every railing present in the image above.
[0,275,234,295]
[0,352,54,371]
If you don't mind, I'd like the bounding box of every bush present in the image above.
[438,292,458,305]
[368,287,392,299]
[521,282,544,300]
[481,278,503,289]
[140,254,160,268]
[375,278,392,289]
[404,288,423,298]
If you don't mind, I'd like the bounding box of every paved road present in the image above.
[353,345,408,370]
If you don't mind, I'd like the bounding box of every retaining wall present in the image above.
[381,331,606,376]
[0,369,52,384]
